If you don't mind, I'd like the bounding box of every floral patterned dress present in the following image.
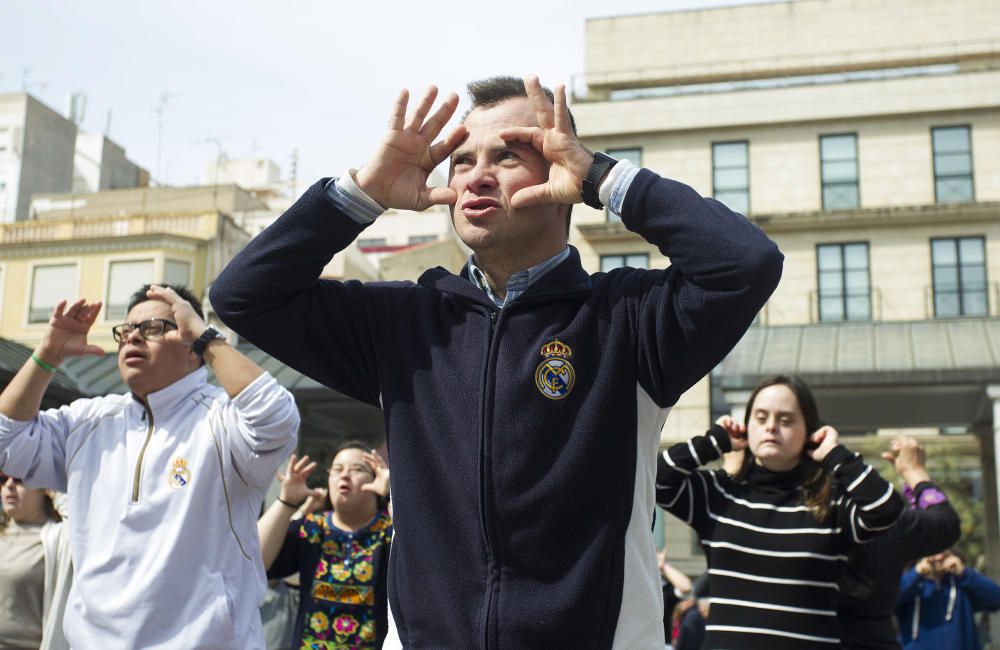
[273,508,392,650]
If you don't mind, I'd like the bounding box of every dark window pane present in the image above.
[824,185,859,210]
[936,292,960,317]
[600,256,624,272]
[820,297,844,321]
[713,142,747,166]
[845,269,870,292]
[846,296,871,321]
[714,190,748,215]
[959,238,985,264]
[822,160,858,182]
[934,266,959,291]
[608,148,642,166]
[821,135,856,160]
[960,265,986,290]
[844,244,868,269]
[817,245,843,270]
[963,291,988,316]
[819,270,844,293]
[933,127,970,154]
[714,168,749,190]
[932,240,957,265]
[625,254,649,269]
[935,152,972,176]
[937,178,974,203]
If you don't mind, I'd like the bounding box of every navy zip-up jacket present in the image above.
[211,168,783,649]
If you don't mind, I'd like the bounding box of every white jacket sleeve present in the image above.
[0,397,101,492]
[219,372,299,490]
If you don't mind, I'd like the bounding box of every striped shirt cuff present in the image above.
[601,159,640,216]
[324,169,386,224]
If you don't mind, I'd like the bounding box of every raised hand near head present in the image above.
[145,285,206,344]
[361,449,390,498]
[808,425,840,463]
[881,436,931,487]
[497,76,596,209]
[354,87,468,212]
[715,415,748,452]
[38,298,106,367]
[276,453,326,508]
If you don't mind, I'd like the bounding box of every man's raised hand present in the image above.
[498,76,595,209]
[38,298,105,367]
[354,86,468,212]
[145,285,207,344]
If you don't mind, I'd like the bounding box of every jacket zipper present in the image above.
[132,402,155,503]
[480,308,499,650]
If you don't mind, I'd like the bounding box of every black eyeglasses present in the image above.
[112,319,178,343]
[0,473,23,485]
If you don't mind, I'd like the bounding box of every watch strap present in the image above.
[582,152,618,209]
[192,327,224,358]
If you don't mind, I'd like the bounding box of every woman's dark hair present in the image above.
[321,440,388,512]
[736,374,833,523]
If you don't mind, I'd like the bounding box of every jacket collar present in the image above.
[131,367,210,418]
[417,245,591,307]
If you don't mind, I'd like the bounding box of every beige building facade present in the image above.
[571,0,1000,578]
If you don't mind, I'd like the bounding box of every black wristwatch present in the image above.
[581,152,618,209]
[192,327,226,358]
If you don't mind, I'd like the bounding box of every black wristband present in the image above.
[277,496,305,509]
[582,152,618,209]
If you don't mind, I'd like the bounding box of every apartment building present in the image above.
[570,0,1000,576]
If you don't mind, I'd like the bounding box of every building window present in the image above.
[605,148,642,222]
[820,134,859,210]
[712,141,749,215]
[817,243,870,322]
[163,260,191,287]
[932,126,974,204]
[357,238,387,249]
[408,235,437,245]
[600,253,649,272]
[932,237,987,317]
[30,264,78,323]
[106,259,154,321]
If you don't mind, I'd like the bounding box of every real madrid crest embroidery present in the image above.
[535,339,576,400]
[168,457,191,489]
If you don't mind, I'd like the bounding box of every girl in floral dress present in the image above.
[259,442,391,650]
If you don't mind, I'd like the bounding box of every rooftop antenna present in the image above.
[103,109,112,136]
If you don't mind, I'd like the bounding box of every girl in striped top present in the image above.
[656,375,903,648]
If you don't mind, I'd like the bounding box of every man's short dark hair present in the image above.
[127,284,204,320]
[465,77,579,238]
[465,76,577,135]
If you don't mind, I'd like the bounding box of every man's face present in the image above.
[117,299,198,400]
[449,97,566,255]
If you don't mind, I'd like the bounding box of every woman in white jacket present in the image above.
[0,471,72,650]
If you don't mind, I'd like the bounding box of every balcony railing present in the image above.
[1,213,215,245]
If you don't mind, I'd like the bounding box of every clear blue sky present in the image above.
[3,0,767,192]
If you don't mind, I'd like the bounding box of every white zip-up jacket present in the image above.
[0,367,299,650]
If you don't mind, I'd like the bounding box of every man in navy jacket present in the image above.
[211,76,783,649]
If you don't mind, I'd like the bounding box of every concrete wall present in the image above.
[1,94,77,222]
[584,0,1000,90]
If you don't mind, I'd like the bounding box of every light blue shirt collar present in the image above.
[467,247,571,308]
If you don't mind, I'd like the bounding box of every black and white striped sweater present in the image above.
[656,425,903,649]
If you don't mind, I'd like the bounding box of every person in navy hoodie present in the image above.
[897,549,1000,650]
[210,75,783,649]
